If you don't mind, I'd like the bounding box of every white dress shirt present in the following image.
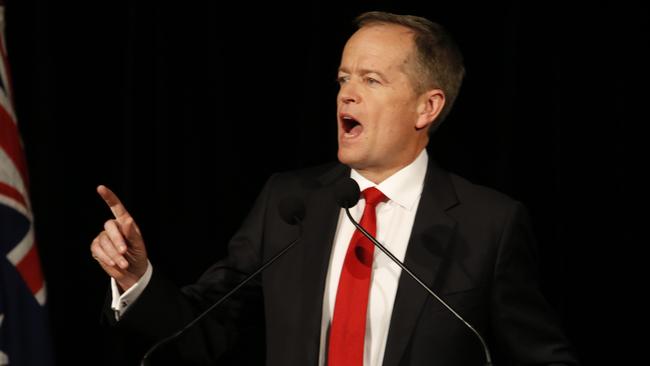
[110,260,152,320]
[112,149,429,366]
[318,149,428,366]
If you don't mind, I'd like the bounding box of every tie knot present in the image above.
[362,187,386,208]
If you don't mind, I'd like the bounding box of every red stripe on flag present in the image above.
[0,105,29,186]
[0,180,26,206]
[15,242,45,296]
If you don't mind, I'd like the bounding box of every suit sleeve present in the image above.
[490,202,580,365]
[101,174,278,365]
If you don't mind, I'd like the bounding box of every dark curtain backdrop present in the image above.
[4,0,645,364]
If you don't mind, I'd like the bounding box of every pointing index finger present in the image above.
[97,185,131,220]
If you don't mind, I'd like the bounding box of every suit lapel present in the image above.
[297,164,350,365]
[382,161,459,366]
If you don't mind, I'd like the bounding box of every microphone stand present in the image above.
[141,225,302,365]
[344,208,493,366]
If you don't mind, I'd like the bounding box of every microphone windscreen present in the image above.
[278,197,306,225]
[333,178,360,208]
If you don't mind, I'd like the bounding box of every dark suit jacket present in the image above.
[106,160,579,365]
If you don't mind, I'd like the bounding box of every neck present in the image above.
[356,167,402,185]
[355,147,426,184]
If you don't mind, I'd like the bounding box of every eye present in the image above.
[364,77,381,86]
[336,75,350,85]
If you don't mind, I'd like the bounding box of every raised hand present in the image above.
[90,185,148,292]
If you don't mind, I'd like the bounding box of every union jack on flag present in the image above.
[0,2,54,365]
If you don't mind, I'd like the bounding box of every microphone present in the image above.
[141,196,306,366]
[332,178,493,366]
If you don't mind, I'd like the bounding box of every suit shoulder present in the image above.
[448,173,520,212]
[266,161,346,192]
[444,173,530,243]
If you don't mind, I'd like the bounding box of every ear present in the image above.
[415,89,445,130]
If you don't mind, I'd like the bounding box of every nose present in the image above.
[338,81,361,105]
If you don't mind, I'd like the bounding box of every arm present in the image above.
[93,177,277,364]
[490,202,580,365]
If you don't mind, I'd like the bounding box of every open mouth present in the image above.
[340,114,363,138]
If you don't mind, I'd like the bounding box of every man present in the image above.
[91,11,579,365]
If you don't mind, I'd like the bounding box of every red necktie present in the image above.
[328,187,387,366]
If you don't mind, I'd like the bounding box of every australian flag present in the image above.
[0,3,54,365]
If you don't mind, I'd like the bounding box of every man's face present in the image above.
[337,24,430,180]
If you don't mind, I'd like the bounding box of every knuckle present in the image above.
[104,219,115,231]
[93,238,106,253]
[98,230,108,241]
[99,235,114,251]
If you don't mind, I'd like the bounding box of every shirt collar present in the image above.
[350,149,428,211]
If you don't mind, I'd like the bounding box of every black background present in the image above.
[5,0,646,364]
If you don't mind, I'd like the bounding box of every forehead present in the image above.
[341,24,415,71]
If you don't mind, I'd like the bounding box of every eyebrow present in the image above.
[338,68,390,82]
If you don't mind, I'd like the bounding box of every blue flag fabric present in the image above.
[0,4,55,365]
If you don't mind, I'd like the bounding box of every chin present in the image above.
[337,148,363,169]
